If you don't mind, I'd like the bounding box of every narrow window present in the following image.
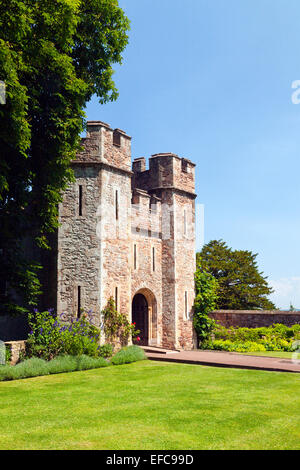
[150,198,157,213]
[79,185,83,216]
[134,244,137,270]
[185,291,188,320]
[184,209,187,236]
[113,130,121,147]
[152,247,155,272]
[77,286,81,318]
[115,287,118,311]
[182,159,188,173]
[115,190,119,220]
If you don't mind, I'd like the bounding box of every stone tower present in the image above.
[133,153,196,349]
[55,121,197,350]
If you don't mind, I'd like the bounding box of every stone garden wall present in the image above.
[209,310,300,328]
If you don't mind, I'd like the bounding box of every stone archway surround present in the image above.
[131,288,158,346]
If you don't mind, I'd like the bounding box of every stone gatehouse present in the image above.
[50,120,197,350]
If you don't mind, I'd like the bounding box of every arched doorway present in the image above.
[132,293,149,346]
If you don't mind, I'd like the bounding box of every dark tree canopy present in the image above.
[0,0,129,314]
[197,240,276,310]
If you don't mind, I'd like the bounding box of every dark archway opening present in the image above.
[132,293,149,346]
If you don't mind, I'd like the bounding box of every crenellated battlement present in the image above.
[132,153,195,195]
[75,121,132,172]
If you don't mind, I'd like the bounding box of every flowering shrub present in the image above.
[102,298,140,347]
[27,309,101,360]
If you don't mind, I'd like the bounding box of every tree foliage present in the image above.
[197,240,276,310]
[0,0,129,314]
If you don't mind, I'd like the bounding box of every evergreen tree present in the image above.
[197,240,276,310]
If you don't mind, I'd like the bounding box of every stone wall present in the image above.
[131,188,163,345]
[55,120,197,350]
[173,192,196,350]
[5,340,26,365]
[209,310,300,328]
[133,153,197,350]
[100,165,132,321]
[57,163,102,325]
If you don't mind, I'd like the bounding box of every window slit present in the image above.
[77,286,81,318]
[115,190,119,220]
[79,185,83,216]
[152,247,155,272]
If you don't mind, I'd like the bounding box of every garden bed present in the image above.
[204,323,300,353]
[0,345,146,382]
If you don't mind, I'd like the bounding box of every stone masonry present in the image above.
[54,121,197,350]
[209,310,300,329]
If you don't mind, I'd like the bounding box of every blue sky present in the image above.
[85,0,300,309]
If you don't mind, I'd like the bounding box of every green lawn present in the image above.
[0,360,300,450]
[242,351,297,359]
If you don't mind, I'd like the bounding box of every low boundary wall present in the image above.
[209,310,300,328]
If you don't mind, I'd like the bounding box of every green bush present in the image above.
[193,313,216,345]
[76,355,108,371]
[193,269,218,345]
[5,347,11,364]
[0,358,49,381]
[206,323,300,353]
[46,355,79,374]
[207,339,267,353]
[46,355,108,374]
[98,343,114,358]
[27,309,101,360]
[110,345,146,365]
[0,355,109,382]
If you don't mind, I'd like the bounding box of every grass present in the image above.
[0,361,300,450]
[242,351,297,359]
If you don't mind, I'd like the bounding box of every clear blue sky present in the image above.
[85,0,300,309]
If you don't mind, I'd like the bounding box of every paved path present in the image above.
[145,349,300,374]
